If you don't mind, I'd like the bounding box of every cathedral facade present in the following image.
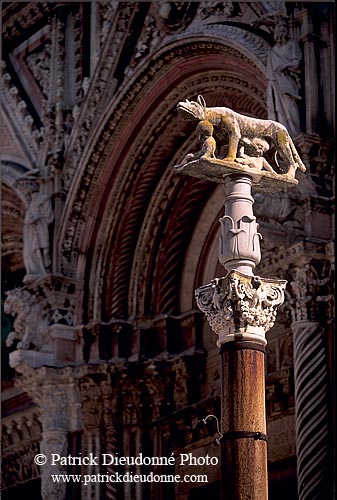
[1,2,335,499]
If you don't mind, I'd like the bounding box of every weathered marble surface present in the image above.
[175,157,298,192]
[177,96,306,178]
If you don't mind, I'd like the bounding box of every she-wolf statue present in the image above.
[177,95,306,178]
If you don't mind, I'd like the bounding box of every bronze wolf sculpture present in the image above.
[177,95,306,177]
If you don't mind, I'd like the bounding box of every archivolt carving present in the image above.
[152,177,214,315]
[167,24,269,69]
[60,38,267,278]
[76,77,266,322]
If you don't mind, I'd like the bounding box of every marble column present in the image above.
[288,262,333,500]
[174,99,305,499]
[16,367,82,500]
[195,174,286,500]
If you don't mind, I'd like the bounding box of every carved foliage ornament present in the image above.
[195,271,286,346]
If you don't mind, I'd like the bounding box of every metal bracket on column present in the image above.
[200,414,224,445]
[222,431,268,442]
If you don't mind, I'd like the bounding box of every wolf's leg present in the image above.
[224,132,240,161]
[274,129,297,175]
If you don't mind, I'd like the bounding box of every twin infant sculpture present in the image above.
[177,95,306,178]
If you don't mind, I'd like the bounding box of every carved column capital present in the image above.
[195,271,286,346]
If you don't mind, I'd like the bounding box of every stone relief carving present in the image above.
[176,95,306,178]
[25,42,52,101]
[195,271,286,346]
[1,441,41,489]
[198,0,240,19]
[4,288,50,351]
[127,15,161,72]
[267,18,302,138]
[286,261,332,323]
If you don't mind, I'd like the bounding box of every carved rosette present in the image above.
[195,270,287,346]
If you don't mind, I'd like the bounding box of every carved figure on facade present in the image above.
[23,183,53,281]
[177,95,306,178]
[131,15,161,67]
[173,363,188,410]
[4,288,50,351]
[25,42,52,101]
[156,2,195,32]
[287,262,332,323]
[14,171,54,283]
[267,18,302,138]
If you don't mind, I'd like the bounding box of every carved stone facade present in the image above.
[1,2,334,500]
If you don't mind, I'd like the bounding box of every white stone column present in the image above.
[219,175,261,276]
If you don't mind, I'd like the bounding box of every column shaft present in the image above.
[292,321,332,500]
[221,343,268,500]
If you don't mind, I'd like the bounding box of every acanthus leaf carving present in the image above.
[195,270,286,346]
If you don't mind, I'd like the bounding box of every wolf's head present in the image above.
[177,95,206,121]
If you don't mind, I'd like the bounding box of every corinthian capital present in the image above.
[195,271,286,346]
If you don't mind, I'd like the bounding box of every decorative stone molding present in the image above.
[2,3,53,42]
[64,3,139,188]
[1,64,42,161]
[125,14,161,75]
[195,271,286,346]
